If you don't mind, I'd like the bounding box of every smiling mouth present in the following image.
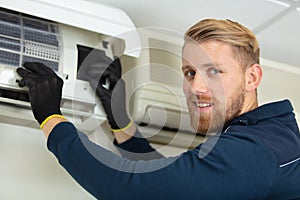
[196,102,212,107]
[193,102,214,108]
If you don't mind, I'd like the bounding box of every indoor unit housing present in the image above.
[0,0,140,133]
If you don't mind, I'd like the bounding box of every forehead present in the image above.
[182,40,235,67]
[182,41,210,65]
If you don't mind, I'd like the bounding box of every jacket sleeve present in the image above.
[47,122,277,200]
[113,129,163,160]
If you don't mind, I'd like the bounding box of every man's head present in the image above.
[182,19,262,135]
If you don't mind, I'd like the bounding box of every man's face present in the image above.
[182,40,246,135]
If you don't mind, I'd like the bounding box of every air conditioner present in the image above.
[0,0,140,133]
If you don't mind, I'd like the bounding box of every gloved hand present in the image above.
[78,56,131,131]
[16,62,63,125]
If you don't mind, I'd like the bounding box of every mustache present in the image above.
[188,94,214,102]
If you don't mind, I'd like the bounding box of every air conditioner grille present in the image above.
[0,36,20,51]
[150,63,183,87]
[149,38,183,87]
[0,8,61,71]
[0,50,19,66]
[0,8,19,23]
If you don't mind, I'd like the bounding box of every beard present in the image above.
[188,84,245,135]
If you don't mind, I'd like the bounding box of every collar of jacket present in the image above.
[223,99,294,130]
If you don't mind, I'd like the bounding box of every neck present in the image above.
[240,93,258,116]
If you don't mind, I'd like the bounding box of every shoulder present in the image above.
[225,120,300,167]
[196,130,276,162]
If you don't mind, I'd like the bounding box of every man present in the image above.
[17,19,300,199]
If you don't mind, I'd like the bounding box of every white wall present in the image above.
[259,58,300,124]
[0,118,191,200]
[0,122,95,200]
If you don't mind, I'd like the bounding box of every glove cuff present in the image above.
[111,120,133,133]
[39,114,65,129]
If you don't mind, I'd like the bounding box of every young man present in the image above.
[17,19,300,199]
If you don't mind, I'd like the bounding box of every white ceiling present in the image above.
[88,0,300,68]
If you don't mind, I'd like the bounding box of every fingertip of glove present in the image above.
[17,79,26,87]
[16,67,26,76]
[23,62,56,75]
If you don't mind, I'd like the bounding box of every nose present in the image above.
[191,72,209,94]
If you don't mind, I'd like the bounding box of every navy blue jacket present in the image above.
[47,100,300,199]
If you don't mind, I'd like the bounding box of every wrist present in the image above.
[113,121,136,144]
[41,114,68,138]
[40,114,65,129]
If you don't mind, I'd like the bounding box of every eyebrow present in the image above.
[202,63,222,67]
[182,63,221,70]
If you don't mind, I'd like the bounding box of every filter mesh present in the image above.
[0,8,61,71]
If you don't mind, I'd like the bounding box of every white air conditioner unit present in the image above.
[0,0,140,133]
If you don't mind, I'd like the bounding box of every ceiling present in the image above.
[88,0,300,68]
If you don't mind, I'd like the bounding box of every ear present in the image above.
[245,63,262,92]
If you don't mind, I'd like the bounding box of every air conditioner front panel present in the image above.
[130,83,193,132]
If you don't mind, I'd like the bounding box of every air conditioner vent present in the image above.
[0,87,29,102]
[149,38,183,87]
[150,63,183,87]
[0,8,61,71]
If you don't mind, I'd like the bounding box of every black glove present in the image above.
[78,55,130,130]
[16,62,63,124]
[96,73,131,131]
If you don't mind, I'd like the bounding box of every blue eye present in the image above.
[187,71,196,76]
[184,70,196,78]
[208,68,220,75]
